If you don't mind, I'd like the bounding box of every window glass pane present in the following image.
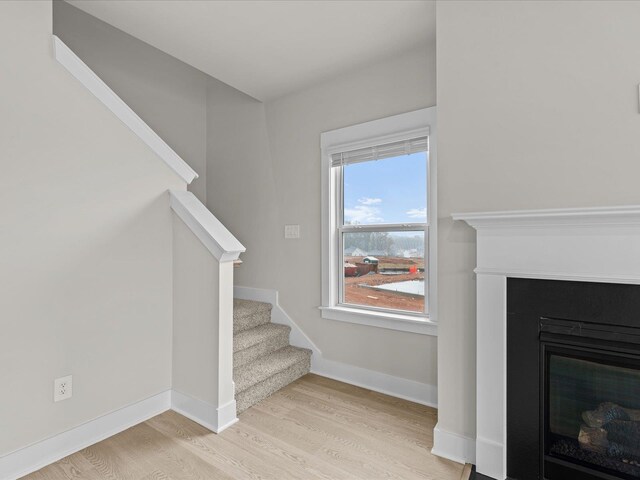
[343,230,426,314]
[342,152,427,225]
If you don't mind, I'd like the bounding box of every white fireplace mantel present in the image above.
[453,205,640,480]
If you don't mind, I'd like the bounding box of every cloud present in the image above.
[344,197,385,223]
[345,205,384,224]
[406,208,427,219]
[358,197,382,205]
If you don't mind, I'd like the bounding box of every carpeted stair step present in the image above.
[233,299,272,334]
[233,323,291,368]
[234,345,312,413]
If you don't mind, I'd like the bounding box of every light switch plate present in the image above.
[284,224,300,239]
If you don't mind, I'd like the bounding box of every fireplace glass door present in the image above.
[544,345,640,479]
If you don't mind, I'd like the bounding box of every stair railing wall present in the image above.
[170,190,245,432]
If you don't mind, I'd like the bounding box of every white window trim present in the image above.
[320,107,437,336]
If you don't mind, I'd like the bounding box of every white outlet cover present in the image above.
[54,375,73,402]
[284,224,300,239]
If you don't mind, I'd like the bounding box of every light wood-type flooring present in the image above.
[25,374,469,480]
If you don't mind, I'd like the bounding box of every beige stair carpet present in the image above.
[233,299,311,413]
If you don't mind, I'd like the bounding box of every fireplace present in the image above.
[546,347,640,479]
[451,205,640,479]
[508,279,640,480]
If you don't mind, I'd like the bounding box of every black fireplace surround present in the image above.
[507,279,640,480]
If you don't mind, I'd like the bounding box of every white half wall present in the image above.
[172,215,238,433]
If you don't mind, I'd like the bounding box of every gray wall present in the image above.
[207,45,438,386]
[172,215,221,405]
[205,79,279,281]
[53,0,208,203]
[436,0,640,441]
[0,0,184,456]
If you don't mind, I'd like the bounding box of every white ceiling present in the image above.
[66,0,434,101]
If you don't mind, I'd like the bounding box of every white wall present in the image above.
[207,45,438,387]
[0,0,184,457]
[53,0,208,203]
[436,0,640,444]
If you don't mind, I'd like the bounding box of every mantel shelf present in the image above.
[452,205,640,229]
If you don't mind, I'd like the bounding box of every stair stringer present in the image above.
[233,286,321,361]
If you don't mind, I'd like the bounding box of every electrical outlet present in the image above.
[54,375,72,402]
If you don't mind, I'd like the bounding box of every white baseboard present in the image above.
[0,390,171,480]
[311,356,437,407]
[431,423,476,465]
[233,285,437,407]
[171,390,238,434]
[475,435,505,480]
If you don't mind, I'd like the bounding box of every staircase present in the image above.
[233,299,312,413]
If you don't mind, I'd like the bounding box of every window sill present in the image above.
[319,306,437,336]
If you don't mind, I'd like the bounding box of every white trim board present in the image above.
[452,204,640,229]
[171,390,238,434]
[312,355,437,408]
[170,190,245,263]
[431,423,476,465]
[52,35,198,185]
[234,286,438,407]
[0,391,171,480]
[233,286,319,355]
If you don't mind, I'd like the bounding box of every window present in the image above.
[320,108,437,336]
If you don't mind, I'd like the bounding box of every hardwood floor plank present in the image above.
[283,406,452,480]
[228,421,354,480]
[275,384,434,449]
[80,440,151,480]
[118,422,234,480]
[292,376,434,429]
[23,375,464,480]
[24,451,103,480]
[304,374,435,418]
[147,411,293,480]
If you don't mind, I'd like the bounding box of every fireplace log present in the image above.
[578,425,609,454]
[604,420,640,457]
[582,402,640,428]
[607,441,640,461]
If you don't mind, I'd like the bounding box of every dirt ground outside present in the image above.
[344,256,425,313]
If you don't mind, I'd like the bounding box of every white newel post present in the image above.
[453,205,640,480]
[216,260,237,429]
